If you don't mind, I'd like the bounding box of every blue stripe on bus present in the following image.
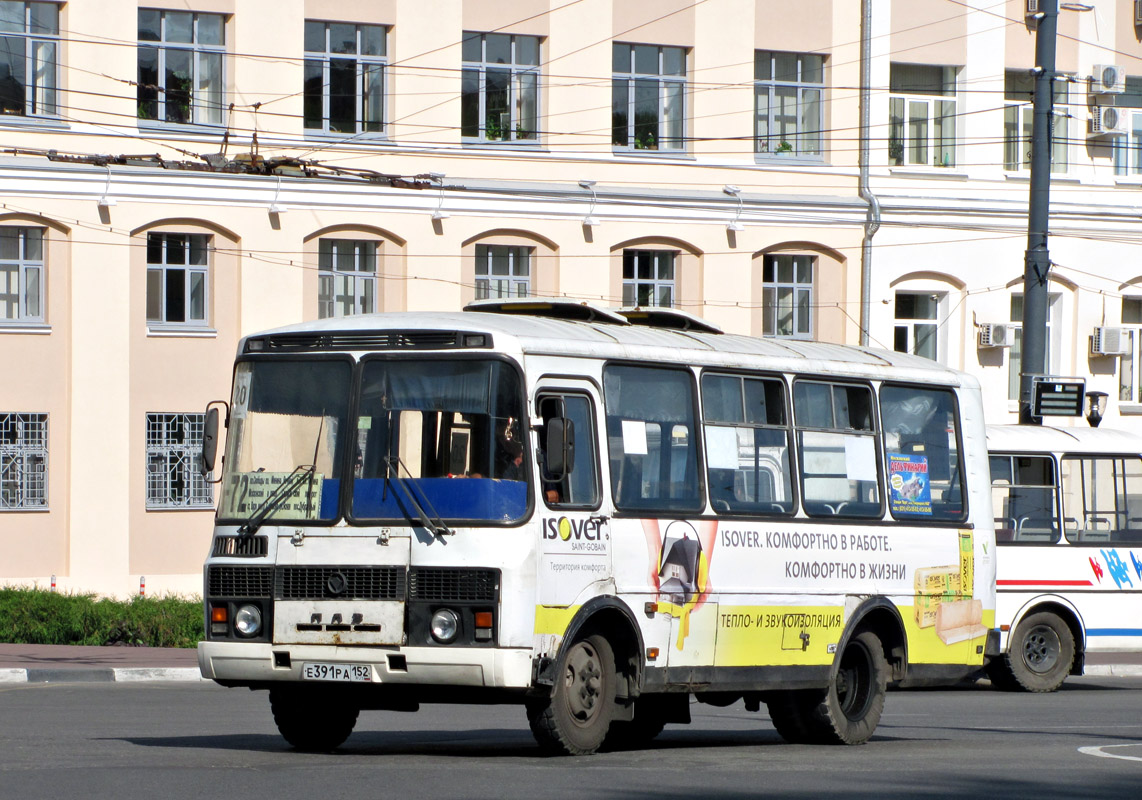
[1086,629,1142,637]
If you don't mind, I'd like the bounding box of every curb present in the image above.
[0,668,205,684]
[1084,664,1142,678]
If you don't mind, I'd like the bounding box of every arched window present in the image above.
[463,230,558,304]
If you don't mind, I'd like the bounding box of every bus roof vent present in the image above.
[464,297,630,325]
[251,330,464,352]
[615,306,724,334]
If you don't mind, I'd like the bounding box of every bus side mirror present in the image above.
[201,401,228,477]
[544,418,575,479]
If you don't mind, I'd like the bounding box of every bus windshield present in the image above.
[352,357,527,524]
[219,358,352,524]
[218,356,529,526]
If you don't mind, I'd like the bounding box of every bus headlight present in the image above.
[234,604,263,637]
[430,609,459,643]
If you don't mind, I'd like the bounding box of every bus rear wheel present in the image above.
[269,688,359,751]
[990,611,1074,693]
[766,630,888,746]
[527,634,617,755]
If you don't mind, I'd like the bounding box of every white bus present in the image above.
[197,300,996,754]
[986,423,1142,692]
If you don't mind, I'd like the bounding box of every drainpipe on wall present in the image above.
[859,0,881,348]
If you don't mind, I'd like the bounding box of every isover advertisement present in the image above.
[536,517,994,669]
[537,515,610,606]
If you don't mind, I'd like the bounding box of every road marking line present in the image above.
[1078,744,1142,762]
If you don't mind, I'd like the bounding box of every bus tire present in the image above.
[527,634,617,755]
[995,611,1074,693]
[783,630,888,745]
[602,696,670,751]
[765,690,816,744]
[269,688,359,751]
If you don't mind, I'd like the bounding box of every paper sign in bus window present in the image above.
[889,453,932,515]
[621,419,648,456]
[705,425,739,470]
[844,436,877,481]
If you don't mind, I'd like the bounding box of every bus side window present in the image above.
[880,384,967,523]
[603,365,702,514]
[1062,455,1142,545]
[794,380,881,519]
[700,373,794,516]
[538,393,599,508]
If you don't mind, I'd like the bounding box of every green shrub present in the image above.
[0,588,204,648]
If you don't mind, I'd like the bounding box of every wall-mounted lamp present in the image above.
[268,174,287,214]
[97,166,116,208]
[1086,390,1108,428]
[430,173,449,220]
[579,179,600,226]
[724,185,744,232]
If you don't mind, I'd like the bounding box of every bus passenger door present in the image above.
[535,386,610,608]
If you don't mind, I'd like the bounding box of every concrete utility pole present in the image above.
[1018,0,1058,425]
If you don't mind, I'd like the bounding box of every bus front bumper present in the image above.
[197,641,534,690]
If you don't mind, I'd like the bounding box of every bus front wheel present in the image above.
[527,633,617,755]
[269,688,359,751]
[766,630,888,746]
[990,611,1074,693]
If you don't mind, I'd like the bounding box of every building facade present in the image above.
[1,0,1141,597]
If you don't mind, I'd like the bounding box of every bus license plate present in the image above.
[301,662,372,682]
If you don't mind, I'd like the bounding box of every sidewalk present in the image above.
[0,643,204,684]
[1,643,1140,684]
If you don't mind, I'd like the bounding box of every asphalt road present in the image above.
[1,677,1140,800]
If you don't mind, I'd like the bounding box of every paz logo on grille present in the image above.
[326,572,348,596]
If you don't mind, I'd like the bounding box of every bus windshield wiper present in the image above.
[238,464,316,536]
[383,455,454,537]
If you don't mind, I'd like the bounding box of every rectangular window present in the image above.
[475,244,531,299]
[1003,70,1068,173]
[893,292,942,362]
[1113,76,1142,175]
[1007,292,1060,401]
[1060,456,1142,546]
[461,32,539,142]
[0,226,44,323]
[146,413,213,509]
[146,232,209,326]
[604,364,701,513]
[881,385,965,522]
[0,1,59,117]
[793,381,880,518]
[538,393,599,508]
[754,50,824,157]
[317,238,377,318]
[990,454,1059,543]
[0,412,47,509]
[1113,111,1142,176]
[762,254,813,338]
[622,249,675,308]
[137,9,225,125]
[304,20,386,135]
[701,373,793,515]
[612,43,686,151]
[1119,297,1141,403]
[888,64,957,168]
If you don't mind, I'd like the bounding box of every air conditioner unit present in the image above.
[1026,0,1041,16]
[1091,326,1132,357]
[1089,105,1127,137]
[1091,64,1126,95]
[979,323,1013,348]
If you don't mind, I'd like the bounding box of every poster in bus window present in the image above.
[889,453,931,515]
